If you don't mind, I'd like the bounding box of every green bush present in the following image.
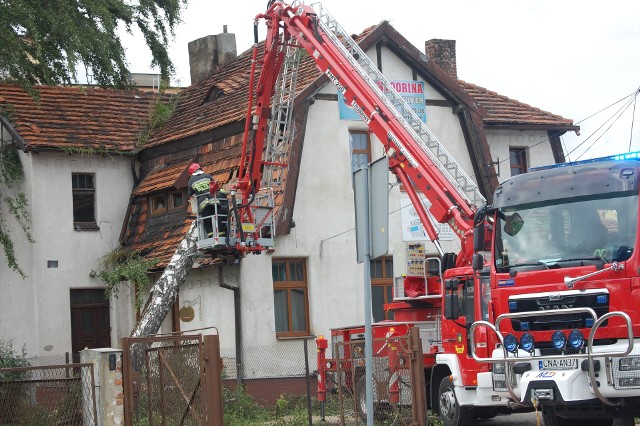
[0,340,30,423]
[0,340,29,380]
[223,386,271,425]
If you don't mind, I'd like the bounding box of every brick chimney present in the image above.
[188,26,237,85]
[424,39,457,79]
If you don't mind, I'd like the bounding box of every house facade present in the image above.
[0,86,158,360]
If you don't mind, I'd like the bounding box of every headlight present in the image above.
[493,362,506,374]
[568,329,584,349]
[504,334,518,353]
[520,333,535,352]
[551,331,566,350]
[619,357,640,371]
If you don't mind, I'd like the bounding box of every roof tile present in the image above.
[0,84,160,152]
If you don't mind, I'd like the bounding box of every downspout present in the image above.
[218,265,243,386]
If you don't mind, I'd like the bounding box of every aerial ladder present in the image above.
[229,1,485,268]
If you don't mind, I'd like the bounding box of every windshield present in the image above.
[495,193,638,271]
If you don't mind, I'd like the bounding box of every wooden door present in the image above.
[70,289,111,362]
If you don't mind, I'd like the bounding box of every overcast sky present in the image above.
[123,0,639,162]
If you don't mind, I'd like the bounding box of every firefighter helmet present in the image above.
[188,163,201,175]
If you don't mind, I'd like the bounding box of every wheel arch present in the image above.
[429,364,451,414]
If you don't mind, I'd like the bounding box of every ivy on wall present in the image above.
[0,141,33,277]
[98,248,158,310]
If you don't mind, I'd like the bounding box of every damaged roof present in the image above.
[0,84,161,152]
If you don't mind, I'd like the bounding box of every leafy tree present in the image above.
[0,0,187,87]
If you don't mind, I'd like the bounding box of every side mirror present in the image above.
[444,294,460,319]
[473,224,485,252]
[472,253,484,271]
[444,277,459,291]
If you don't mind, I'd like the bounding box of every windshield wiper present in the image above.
[556,255,609,264]
[508,261,550,269]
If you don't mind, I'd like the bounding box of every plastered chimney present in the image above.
[188,26,237,85]
[424,39,457,79]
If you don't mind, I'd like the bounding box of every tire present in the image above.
[355,375,390,423]
[355,375,368,422]
[438,376,472,426]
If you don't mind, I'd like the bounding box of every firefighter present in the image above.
[187,163,217,237]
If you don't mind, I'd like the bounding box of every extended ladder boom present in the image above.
[240,1,485,264]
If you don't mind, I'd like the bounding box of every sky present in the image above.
[122,0,640,162]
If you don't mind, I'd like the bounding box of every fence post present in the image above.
[304,339,313,426]
[409,327,427,425]
[203,335,224,426]
[120,337,133,426]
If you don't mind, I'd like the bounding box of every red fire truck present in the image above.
[194,2,640,425]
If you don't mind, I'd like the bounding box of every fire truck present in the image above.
[193,1,640,425]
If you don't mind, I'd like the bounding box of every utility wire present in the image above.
[629,87,640,152]
[569,96,636,160]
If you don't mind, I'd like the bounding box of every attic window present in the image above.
[203,85,225,104]
[150,191,184,216]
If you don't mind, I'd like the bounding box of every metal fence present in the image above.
[121,334,223,426]
[220,334,426,425]
[0,357,96,425]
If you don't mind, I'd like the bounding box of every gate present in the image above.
[121,333,223,426]
[0,362,97,425]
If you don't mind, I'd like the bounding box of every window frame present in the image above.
[272,258,310,338]
[349,130,372,173]
[72,172,98,230]
[149,194,168,215]
[169,191,184,211]
[370,256,394,321]
[509,147,528,176]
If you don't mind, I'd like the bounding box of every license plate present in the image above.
[539,358,578,370]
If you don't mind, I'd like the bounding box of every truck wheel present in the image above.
[438,376,471,426]
[355,375,390,422]
[355,375,368,422]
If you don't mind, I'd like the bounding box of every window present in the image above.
[272,258,310,337]
[150,191,184,215]
[371,256,394,321]
[349,131,371,172]
[509,148,528,176]
[72,173,97,229]
[150,195,167,215]
[170,192,184,209]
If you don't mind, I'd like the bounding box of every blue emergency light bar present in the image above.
[531,150,640,172]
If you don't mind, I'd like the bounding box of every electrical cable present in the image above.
[569,96,636,161]
[629,87,640,152]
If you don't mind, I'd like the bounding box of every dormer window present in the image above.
[150,195,167,215]
[171,192,183,209]
[150,191,184,216]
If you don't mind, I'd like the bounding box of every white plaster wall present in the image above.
[174,267,237,349]
[0,151,135,357]
[0,149,37,350]
[486,130,555,183]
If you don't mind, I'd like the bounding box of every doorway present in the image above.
[70,289,111,362]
